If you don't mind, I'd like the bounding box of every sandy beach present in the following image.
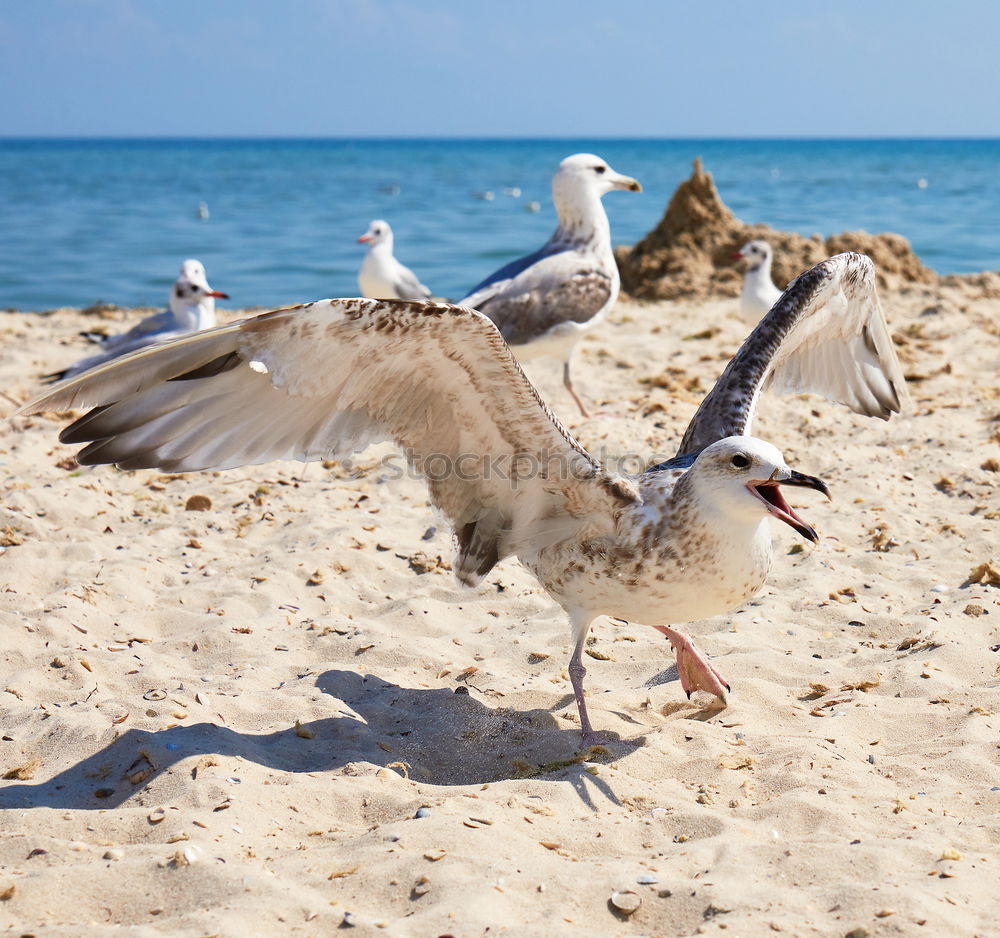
[1,282,998,937]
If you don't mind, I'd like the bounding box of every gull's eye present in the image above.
[731,454,751,469]
[594,165,606,174]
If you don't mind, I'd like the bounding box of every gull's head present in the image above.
[690,436,829,542]
[733,240,773,267]
[173,258,228,307]
[553,153,642,204]
[358,219,392,247]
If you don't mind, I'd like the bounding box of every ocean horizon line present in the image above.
[2,134,1000,144]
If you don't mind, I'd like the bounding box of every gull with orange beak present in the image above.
[356,219,432,301]
[20,253,905,747]
[48,259,228,381]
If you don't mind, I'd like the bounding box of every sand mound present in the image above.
[616,158,937,300]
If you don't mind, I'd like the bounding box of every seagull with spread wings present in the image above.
[458,153,642,418]
[20,253,906,746]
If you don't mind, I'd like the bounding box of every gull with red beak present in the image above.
[357,219,432,301]
[20,253,906,747]
[734,239,783,323]
[458,153,642,418]
[48,259,228,381]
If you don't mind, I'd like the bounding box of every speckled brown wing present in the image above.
[677,253,908,457]
[474,268,614,346]
[19,298,638,585]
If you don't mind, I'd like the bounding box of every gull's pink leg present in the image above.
[652,626,730,700]
[568,635,600,745]
[563,358,592,419]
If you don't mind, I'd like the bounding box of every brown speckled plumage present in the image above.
[20,253,907,742]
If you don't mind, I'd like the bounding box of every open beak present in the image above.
[610,172,642,193]
[357,234,372,243]
[205,289,228,299]
[747,470,830,543]
[732,251,744,260]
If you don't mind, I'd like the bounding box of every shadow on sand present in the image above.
[0,669,652,812]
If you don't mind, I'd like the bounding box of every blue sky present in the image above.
[1,0,997,137]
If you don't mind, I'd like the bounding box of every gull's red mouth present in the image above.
[747,471,829,543]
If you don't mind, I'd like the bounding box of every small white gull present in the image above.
[735,239,783,323]
[49,259,227,382]
[357,220,432,301]
[20,253,906,746]
[459,153,641,418]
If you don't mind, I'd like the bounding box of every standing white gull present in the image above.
[458,153,641,418]
[735,239,783,323]
[357,220,432,301]
[49,259,228,381]
[20,253,906,746]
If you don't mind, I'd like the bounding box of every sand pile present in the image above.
[616,158,938,300]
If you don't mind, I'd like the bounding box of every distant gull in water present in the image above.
[459,153,641,418]
[47,259,228,382]
[196,201,210,221]
[21,252,906,746]
[357,220,432,301]
[735,239,783,323]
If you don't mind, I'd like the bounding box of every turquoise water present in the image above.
[0,138,997,310]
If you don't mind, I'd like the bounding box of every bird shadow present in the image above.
[0,669,643,813]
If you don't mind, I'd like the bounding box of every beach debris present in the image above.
[414,807,432,818]
[963,603,986,616]
[0,884,15,900]
[341,911,357,927]
[896,635,942,652]
[328,867,358,880]
[964,561,1000,587]
[126,752,155,785]
[404,551,450,574]
[306,569,325,585]
[185,494,212,512]
[422,849,446,862]
[169,844,201,867]
[841,673,881,692]
[143,689,167,701]
[294,720,315,739]
[147,807,167,824]
[636,874,658,885]
[0,526,26,547]
[3,759,41,780]
[384,761,411,779]
[609,890,641,915]
[939,848,962,861]
[103,848,124,861]
[809,697,852,717]
[411,875,431,897]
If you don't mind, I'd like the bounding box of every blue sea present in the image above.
[0,138,997,311]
